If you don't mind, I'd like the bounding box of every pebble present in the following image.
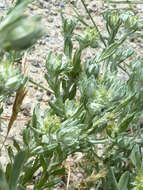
[39,0,50,9]
[88,8,94,13]
[59,2,65,8]
[0,3,4,8]
[30,68,38,73]
[36,92,43,101]
[77,173,83,179]
[39,40,46,45]
[50,11,58,16]
[31,60,40,68]
[92,3,97,9]
[70,0,76,6]
[56,24,60,29]
[20,103,31,116]
[47,17,54,23]
[5,97,13,106]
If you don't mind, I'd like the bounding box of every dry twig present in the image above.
[66,164,71,190]
[1,53,28,149]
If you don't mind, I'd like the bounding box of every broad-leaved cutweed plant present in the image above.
[0,0,143,189]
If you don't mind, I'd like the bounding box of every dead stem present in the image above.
[66,164,71,190]
[1,53,28,150]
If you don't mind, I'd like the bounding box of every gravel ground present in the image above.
[0,0,143,189]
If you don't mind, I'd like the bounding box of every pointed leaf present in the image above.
[109,167,120,190]
[9,151,26,190]
[118,171,129,190]
[0,164,9,190]
[97,37,126,62]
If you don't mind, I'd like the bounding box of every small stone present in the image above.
[54,2,65,8]
[6,97,13,106]
[39,0,44,6]
[50,94,54,101]
[46,90,52,96]
[30,68,38,73]
[59,2,65,8]
[47,17,54,23]
[0,3,4,8]
[50,11,58,16]
[45,34,50,38]
[88,8,95,13]
[43,4,50,9]
[29,84,34,88]
[39,40,46,45]
[20,103,31,116]
[54,2,60,7]
[39,0,50,9]
[92,3,96,8]
[31,60,40,68]
[36,92,43,101]
[29,5,34,11]
[56,24,60,29]
[70,0,76,6]
[77,173,83,179]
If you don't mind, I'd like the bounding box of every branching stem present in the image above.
[108,0,143,4]
[80,0,106,47]
[29,78,53,94]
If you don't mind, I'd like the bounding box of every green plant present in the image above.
[0,0,43,188]
[0,0,43,124]
[1,0,143,189]
[133,170,143,190]
[0,151,26,190]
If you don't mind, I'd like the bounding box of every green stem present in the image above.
[81,0,106,47]
[72,6,90,27]
[118,64,130,76]
[108,0,143,4]
[29,78,53,94]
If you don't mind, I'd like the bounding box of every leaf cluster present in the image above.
[1,1,143,190]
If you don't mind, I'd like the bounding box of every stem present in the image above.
[80,0,106,47]
[108,0,143,4]
[29,78,53,94]
[0,116,30,120]
[118,62,130,76]
[74,12,89,27]
[72,5,90,27]
[137,124,142,160]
